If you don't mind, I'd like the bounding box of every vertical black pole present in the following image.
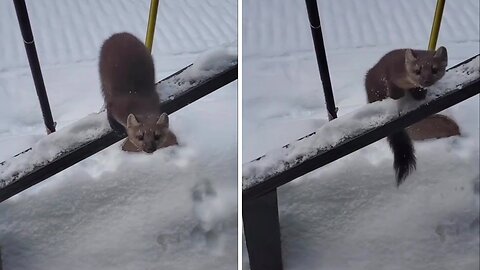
[243,189,283,270]
[13,0,56,133]
[305,0,338,120]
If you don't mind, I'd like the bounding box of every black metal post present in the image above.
[305,0,337,120]
[243,189,283,270]
[13,0,56,133]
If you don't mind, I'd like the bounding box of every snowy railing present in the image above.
[243,55,479,198]
[243,55,479,270]
[0,51,237,203]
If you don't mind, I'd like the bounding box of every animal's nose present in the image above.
[423,79,433,86]
[144,144,157,153]
[144,147,156,154]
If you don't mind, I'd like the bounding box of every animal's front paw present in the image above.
[388,86,405,100]
[409,87,427,100]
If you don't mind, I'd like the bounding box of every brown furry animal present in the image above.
[365,47,448,185]
[99,32,177,153]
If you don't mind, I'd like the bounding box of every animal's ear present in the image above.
[405,49,417,62]
[434,46,448,66]
[127,114,140,128]
[157,113,169,127]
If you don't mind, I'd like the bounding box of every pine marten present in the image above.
[365,46,448,185]
[99,32,177,153]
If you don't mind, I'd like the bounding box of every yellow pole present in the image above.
[428,0,446,51]
[145,0,159,53]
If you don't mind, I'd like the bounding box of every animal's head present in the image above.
[126,113,170,153]
[405,46,448,87]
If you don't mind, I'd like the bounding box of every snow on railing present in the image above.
[243,55,479,192]
[0,113,111,187]
[158,48,237,99]
[0,49,237,192]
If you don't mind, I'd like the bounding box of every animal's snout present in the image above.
[422,79,434,87]
[144,144,157,153]
[144,148,155,154]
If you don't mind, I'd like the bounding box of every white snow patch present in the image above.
[0,113,111,187]
[0,1,237,269]
[243,1,479,268]
[243,56,479,190]
[158,47,237,99]
[1,47,238,188]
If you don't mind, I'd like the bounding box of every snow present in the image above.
[243,56,479,189]
[0,112,110,188]
[0,47,238,188]
[183,47,237,80]
[0,1,237,270]
[158,47,237,99]
[243,0,479,269]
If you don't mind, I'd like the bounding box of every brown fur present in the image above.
[99,32,178,153]
[122,130,178,152]
[406,114,460,141]
[364,47,448,185]
[365,47,448,102]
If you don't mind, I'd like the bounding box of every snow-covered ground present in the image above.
[243,0,479,269]
[0,1,237,269]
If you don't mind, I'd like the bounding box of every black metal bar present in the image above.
[243,56,479,200]
[161,64,237,113]
[305,0,337,120]
[13,0,56,133]
[244,189,283,270]
[0,63,237,203]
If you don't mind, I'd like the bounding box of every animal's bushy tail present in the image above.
[387,129,416,186]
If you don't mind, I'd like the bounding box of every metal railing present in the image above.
[0,63,237,203]
[13,0,56,134]
[243,55,479,269]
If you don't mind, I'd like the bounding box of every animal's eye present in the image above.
[136,133,144,141]
[431,66,438,74]
[154,134,161,140]
[414,68,421,75]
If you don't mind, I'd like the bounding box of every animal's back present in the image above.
[99,33,160,128]
[99,32,155,99]
[365,49,407,102]
[98,32,177,153]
